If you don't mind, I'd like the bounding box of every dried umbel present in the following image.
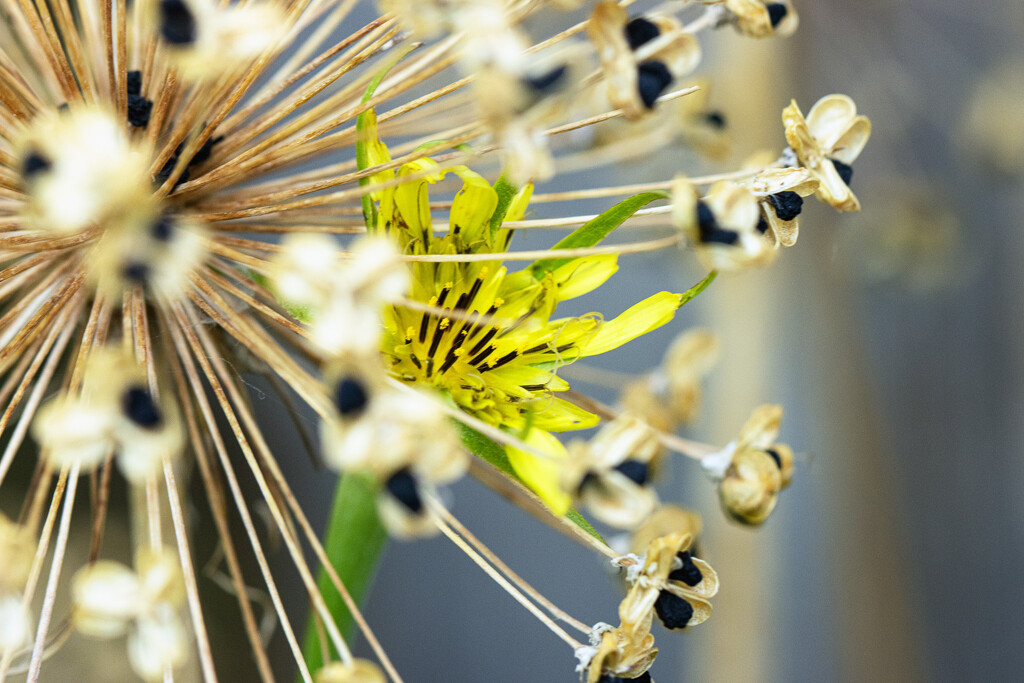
[0,0,867,679]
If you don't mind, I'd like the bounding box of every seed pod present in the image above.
[718,448,783,525]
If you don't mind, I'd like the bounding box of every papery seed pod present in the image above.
[0,515,34,593]
[316,659,388,683]
[0,595,31,655]
[783,94,871,212]
[127,606,189,682]
[718,448,783,525]
[72,561,143,638]
[16,107,152,234]
[153,0,285,81]
[564,416,661,529]
[33,395,117,472]
[630,506,703,556]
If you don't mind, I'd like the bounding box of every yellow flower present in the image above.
[783,94,872,212]
[361,113,689,512]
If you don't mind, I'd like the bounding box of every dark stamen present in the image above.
[160,0,197,45]
[668,551,704,587]
[654,590,694,629]
[766,3,788,27]
[385,468,423,513]
[831,158,854,186]
[756,215,770,234]
[614,459,649,486]
[482,349,518,372]
[334,377,369,417]
[122,386,162,428]
[469,345,496,367]
[767,191,803,222]
[637,60,673,109]
[625,17,661,50]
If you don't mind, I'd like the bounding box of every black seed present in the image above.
[21,151,52,179]
[767,191,803,221]
[334,377,369,417]
[756,215,770,234]
[654,590,694,629]
[160,0,197,45]
[122,262,150,284]
[614,459,649,486]
[766,3,788,27]
[831,158,854,186]
[636,60,673,109]
[126,70,143,96]
[151,216,174,241]
[668,551,703,587]
[625,17,661,50]
[696,201,739,245]
[192,134,222,166]
[597,673,652,683]
[122,386,162,428]
[703,110,727,129]
[765,447,783,469]
[127,93,153,128]
[524,65,567,93]
[578,471,599,496]
[385,468,423,513]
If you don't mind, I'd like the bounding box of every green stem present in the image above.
[301,473,388,673]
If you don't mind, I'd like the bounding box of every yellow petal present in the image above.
[450,167,498,243]
[581,291,683,357]
[394,159,443,238]
[551,255,619,301]
[506,429,572,515]
[505,183,534,222]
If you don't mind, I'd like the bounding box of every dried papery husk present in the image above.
[718,447,782,525]
[72,561,143,638]
[316,659,388,683]
[736,404,783,450]
[630,506,703,555]
[0,516,35,593]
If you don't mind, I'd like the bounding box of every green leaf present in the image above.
[302,473,388,673]
[356,49,413,230]
[454,421,605,544]
[488,174,520,245]
[528,190,669,277]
